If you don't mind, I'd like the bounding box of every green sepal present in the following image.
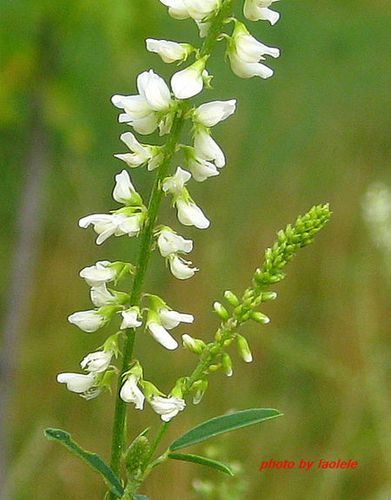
[168,452,233,476]
[44,428,124,497]
[169,408,282,451]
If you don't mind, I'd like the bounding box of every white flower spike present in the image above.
[171,57,208,99]
[120,375,145,409]
[146,39,192,64]
[157,229,193,257]
[80,351,113,373]
[150,395,186,422]
[169,254,199,280]
[244,0,281,25]
[68,310,107,333]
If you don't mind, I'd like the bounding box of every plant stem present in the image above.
[109,111,185,483]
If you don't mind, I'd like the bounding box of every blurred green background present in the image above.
[1,0,391,498]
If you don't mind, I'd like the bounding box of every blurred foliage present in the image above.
[1,0,391,499]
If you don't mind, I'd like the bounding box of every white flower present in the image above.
[244,0,280,25]
[120,375,145,409]
[90,284,117,307]
[194,129,225,168]
[169,254,198,280]
[159,308,194,329]
[79,212,144,245]
[230,54,274,79]
[187,155,219,182]
[80,351,113,373]
[113,170,139,205]
[194,100,237,128]
[171,57,207,99]
[68,310,106,333]
[79,261,115,287]
[112,70,172,135]
[146,39,192,64]
[114,132,151,168]
[148,322,178,350]
[120,308,142,329]
[160,0,190,20]
[162,167,191,195]
[150,395,186,422]
[157,229,193,257]
[183,0,221,21]
[57,372,96,394]
[176,198,210,229]
[234,34,280,63]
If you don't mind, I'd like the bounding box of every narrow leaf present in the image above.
[44,428,124,497]
[132,496,148,500]
[169,408,282,451]
[168,452,233,476]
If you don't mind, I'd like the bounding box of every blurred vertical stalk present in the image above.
[0,22,52,500]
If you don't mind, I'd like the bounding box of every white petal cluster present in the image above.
[194,129,225,169]
[120,374,145,409]
[157,228,198,280]
[244,0,280,25]
[120,308,142,329]
[229,22,280,79]
[194,100,236,128]
[160,0,221,22]
[146,39,193,64]
[150,395,186,422]
[114,132,162,171]
[171,57,208,99]
[147,307,194,350]
[79,171,144,245]
[68,310,107,333]
[80,351,113,373]
[112,70,172,135]
[57,372,100,400]
[79,261,115,287]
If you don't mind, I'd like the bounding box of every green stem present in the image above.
[109,111,185,484]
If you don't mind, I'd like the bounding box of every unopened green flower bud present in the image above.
[250,312,270,324]
[224,290,240,307]
[171,377,188,398]
[125,435,151,477]
[182,334,206,354]
[237,335,253,363]
[262,291,277,301]
[192,379,208,405]
[208,364,220,373]
[213,301,229,320]
[221,353,233,377]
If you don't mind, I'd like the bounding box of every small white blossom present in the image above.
[57,372,97,394]
[234,34,280,63]
[113,170,139,205]
[194,100,236,128]
[79,261,115,287]
[230,55,274,79]
[150,395,186,422]
[183,0,221,21]
[120,308,142,329]
[114,132,151,168]
[148,322,178,350]
[162,167,191,195]
[90,284,117,307]
[120,375,145,409]
[176,198,210,229]
[187,155,219,182]
[80,351,113,373]
[146,39,192,64]
[171,57,208,99]
[169,254,198,280]
[160,0,190,20]
[112,70,172,135]
[194,129,225,168]
[68,310,106,333]
[157,229,193,257]
[159,308,194,329]
[79,212,144,245]
[244,0,280,25]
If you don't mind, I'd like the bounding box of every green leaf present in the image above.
[168,452,233,476]
[169,408,282,451]
[132,496,148,500]
[44,428,124,498]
